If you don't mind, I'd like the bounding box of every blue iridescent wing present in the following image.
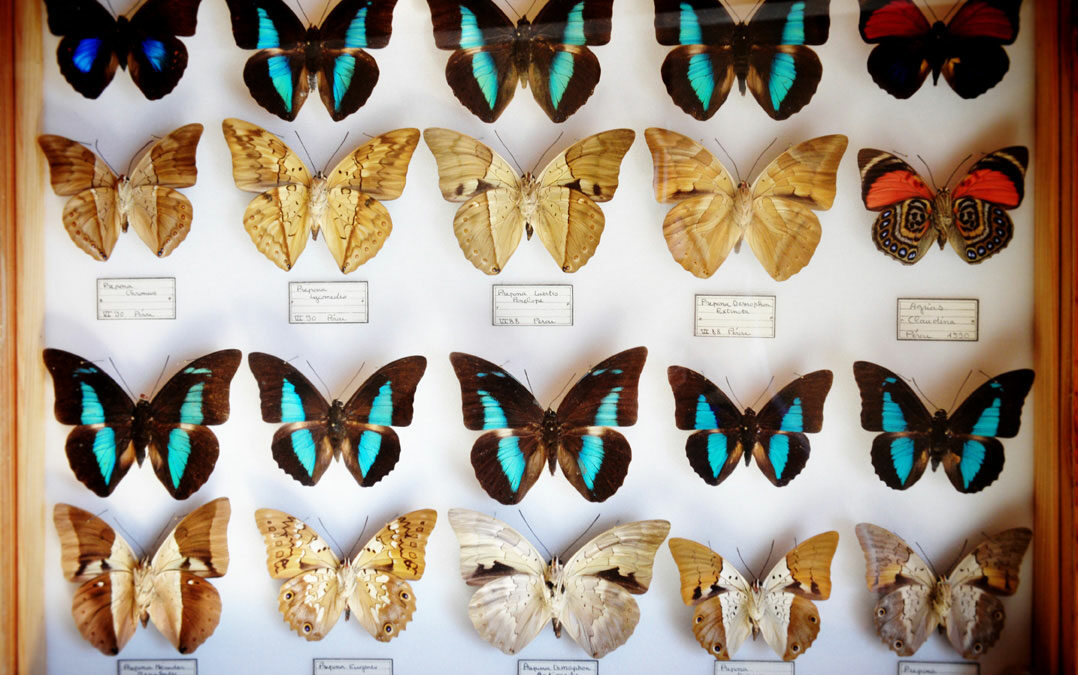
[743,0,830,120]
[126,0,203,99]
[653,0,737,120]
[527,0,613,122]
[556,427,630,502]
[668,365,745,486]
[44,0,121,99]
[853,361,934,490]
[470,429,547,504]
[315,0,399,120]
[226,0,312,120]
[753,369,832,486]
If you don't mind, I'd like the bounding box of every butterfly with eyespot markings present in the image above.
[653,0,830,120]
[38,124,203,261]
[645,128,847,281]
[225,0,398,121]
[53,497,230,655]
[852,361,1034,493]
[668,366,832,487]
[858,146,1028,264]
[855,523,1031,659]
[43,349,241,499]
[254,508,436,641]
[425,0,613,122]
[248,352,426,487]
[424,127,634,274]
[669,532,838,661]
[858,0,1022,99]
[448,508,669,657]
[222,118,420,273]
[449,347,646,503]
[44,0,202,99]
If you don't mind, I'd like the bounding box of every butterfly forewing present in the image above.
[449,352,545,431]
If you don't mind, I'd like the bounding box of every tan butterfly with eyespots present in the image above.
[254,508,436,641]
[222,118,419,273]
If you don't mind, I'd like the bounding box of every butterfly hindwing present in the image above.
[668,365,744,485]
[857,148,937,264]
[469,430,547,504]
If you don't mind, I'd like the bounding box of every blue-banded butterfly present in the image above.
[225,0,399,121]
[449,347,647,503]
[43,349,241,499]
[247,353,426,486]
[653,0,830,120]
[668,366,832,487]
[852,361,1034,493]
[44,0,202,100]
[425,0,613,122]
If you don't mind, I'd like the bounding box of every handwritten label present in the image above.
[714,661,793,675]
[97,278,175,320]
[898,662,978,675]
[289,281,368,324]
[897,299,978,341]
[313,658,392,674]
[117,659,196,675]
[695,295,776,338]
[517,659,598,675]
[492,285,573,326]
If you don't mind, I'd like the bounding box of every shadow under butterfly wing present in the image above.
[752,370,832,486]
[853,361,934,490]
[668,365,745,485]
[947,146,1028,263]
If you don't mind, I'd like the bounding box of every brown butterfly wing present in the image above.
[125,123,203,257]
[38,134,121,260]
[668,537,752,659]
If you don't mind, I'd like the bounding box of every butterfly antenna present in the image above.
[910,378,938,410]
[493,129,525,175]
[714,139,741,183]
[746,138,778,180]
[532,132,565,174]
[347,515,372,559]
[748,376,776,411]
[522,0,542,20]
[943,154,973,189]
[915,154,940,190]
[102,0,117,15]
[718,0,744,22]
[518,511,553,561]
[93,140,120,178]
[107,357,138,400]
[324,133,351,174]
[756,540,776,582]
[316,517,345,557]
[548,371,576,409]
[735,547,753,580]
[306,360,333,399]
[949,370,975,411]
[294,132,318,172]
[292,0,312,25]
[725,377,745,410]
[150,355,171,398]
[112,515,148,560]
[559,513,601,560]
[916,542,940,578]
[316,0,331,25]
[921,0,941,23]
[339,361,366,400]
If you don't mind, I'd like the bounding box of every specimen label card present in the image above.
[714,661,794,674]
[97,278,176,320]
[517,660,597,675]
[896,298,979,341]
[897,662,978,675]
[289,281,368,324]
[492,285,573,326]
[117,659,197,675]
[695,295,776,338]
[313,658,392,674]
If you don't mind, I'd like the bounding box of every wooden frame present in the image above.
[1,1,1073,672]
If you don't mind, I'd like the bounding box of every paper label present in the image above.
[517,659,598,675]
[714,661,794,675]
[97,278,176,320]
[695,295,776,337]
[492,285,573,326]
[117,659,196,675]
[313,658,392,674]
[897,299,979,341]
[897,662,978,675]
[289,281,368,324]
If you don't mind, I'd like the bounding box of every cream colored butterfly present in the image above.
[424,128,635,274]
[645,128,848,281]
[254,508,436,642]
[448,508,669,658]
[222,118,419,273]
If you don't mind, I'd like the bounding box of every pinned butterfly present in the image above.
[254,508,436,641]
[248,352,426,487]
[39,124,203,261]
[450,347,646,503]
[223,118,419,273]
[43,348,241,499]
[449,508,669,657]
[852,361,1034,493]
[53,498,231,654]
[653,0,831,120]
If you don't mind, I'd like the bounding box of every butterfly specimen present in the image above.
[53,497,230,654]
[669,532,837,661]
[858,0,1022,99]
[425,0,614,122]
[646,128,847,281]
[653,0,831,120]
[38,124,203,261]
[448,509,669,657]
[222,118,419,273]
[225,0,399,121]
[424,128,634,274]
[852,361,1034,493]
[44,349,241,499]
[858,146,1028,264]
[450,347,646,503]
[668,366,832,487]
[254,508,436,641]
[44,0,202,99]
[855,523,1031,659]
[248,352,426,487]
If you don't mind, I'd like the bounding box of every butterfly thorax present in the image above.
[544,557,568,637]
[512,19,537,83]
[926,22,950,82]
[731,182,754,252]
[307,174,330,240]
[115,175,135,231]
[729,24,751,93]
[739,408,759,465]
[132,398,153,465]
[931,189,953,248]
[929,409,951,469]
[519,173,542,239]
[111,16,133,66]
[541,408,561,473]
[336,563,359,606]
[303,28,329,73]
[746,579,768,636]
[327,399,347,456]
[930,578,952,627]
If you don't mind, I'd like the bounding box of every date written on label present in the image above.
[492,285,573,326]
[897,298,978,341]
[898,661,978,675]
[695,295,776,338]
[289,281,368,324]
[313,658,392,674]
[518,659,597,675]
[714,661,793,675]
[97,278,176,320]
[117,658,197,675]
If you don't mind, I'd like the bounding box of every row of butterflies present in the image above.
[45,0,1025,122]
[44,346,1034,501]
[39,121,1030,279]
[54,499,1032,662]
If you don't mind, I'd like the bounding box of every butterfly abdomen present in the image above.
[327,400,348,452]
[928,410,950,469]
[739,409,758,465]
[542,409,561,473]
[132,399,153,465]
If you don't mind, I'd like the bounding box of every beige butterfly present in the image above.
[448,508,669,658]
[254,508,436,642]
[668,532,838,661]
[645,128,848,281]
[53,497,230,655]
[424,128,635,274]
[222,118,420,273]
[855,523,1031,660]
[38,123,203,260]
